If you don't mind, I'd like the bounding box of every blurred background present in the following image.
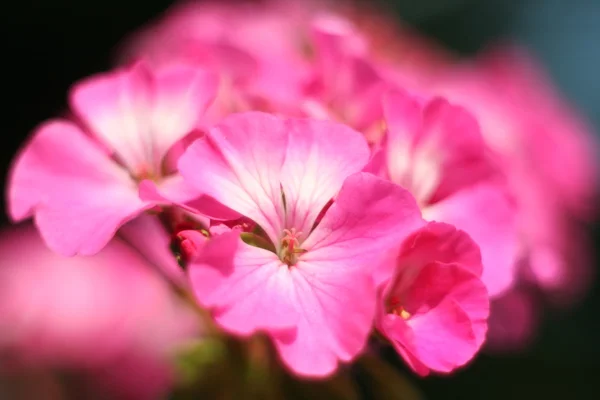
[1,0,599,398]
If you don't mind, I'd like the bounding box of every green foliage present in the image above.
[170,334,422,399]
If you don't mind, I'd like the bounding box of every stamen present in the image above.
[388,296,411,320]
[282,228,302,253]
[280,228,305,266]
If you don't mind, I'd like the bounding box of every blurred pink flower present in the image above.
[303,13,386,133]
[377,222,490,375]
[119,0,316,117]
[430,46,598,304]
[178,112,424,377]
[484,288,537,353]
[7,61,218,257]
[378,89,519,297]
[0,224,200,399]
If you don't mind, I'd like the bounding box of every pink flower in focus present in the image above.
[7,62,218,256]
[178,112,424,377]
[0,224,199,399]
[377,222,490,375]
[379,89,518,297]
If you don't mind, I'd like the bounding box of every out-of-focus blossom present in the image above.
[0,224,200,399]
[7,62,218,256]
[119,0,318,117]
[425,46,598,307]
[378,89,518,297]
[178,112,424,377]
[302,13,386,134]
[377,222,489,375]
[485,289,537,353]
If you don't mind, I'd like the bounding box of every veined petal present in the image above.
[178,112,288,244]
[139,176,241,221]
[7,120,149,256]
[70,62,154,175]
[71,62,217,177]
[272,261,375,377]
[280,119,370,237]
[303,172,424,274]
[150,64,218,168]
[188,231,297,335]
[383,90,492,205]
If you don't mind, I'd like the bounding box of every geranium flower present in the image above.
[377,222,489,375]
[378,89,518,296]
[178,112,424,376]
[7,61,218,255]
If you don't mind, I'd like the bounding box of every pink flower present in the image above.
[430,46,598,303]
[303,13,387,135]
[0,224,200,399]
[7,61,218,256]
[379,89,518,297]
[485,289,538,353]
[377,222,490,375]
[178,112,424,377]
[120,0,314,116]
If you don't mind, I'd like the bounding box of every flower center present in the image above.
[387,295,411,320]
[279,228,306,266]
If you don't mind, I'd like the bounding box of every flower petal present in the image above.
[272,261,376,377]
[139,177,241,221]
[424,183,518,297]
[383,262,489,374]
[119,214,187,286]
[178,112,288,244]
[71,62,217,176]
[398,221,483,277]
[70,62,153,175]
[383,90,493,205]
[280,119,370,237]
[303,172,424,281]
[7,120,149,256]
[188,231,297,335]
[149,64,218,167]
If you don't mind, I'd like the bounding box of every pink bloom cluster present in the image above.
[0,224,200,399]
[5,0,597,379]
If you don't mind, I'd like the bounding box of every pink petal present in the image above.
[149,64,218,168]
[272,262,376,377]
[119,214,187,286]
[139,177,241,221]
[70,62,153,175]
[0,223,199,395]
[188,231,297,335]
[383,262,489,373]
[303,172,425,279]
[383,90,492,205]
[383,89,423,187]
[178,112,288,244]
[389,300,476,373]
[7,120,149,256]
[424,183,518,297]
[397,221,483,277]
[280,118,370,237]
[70,62,217,176]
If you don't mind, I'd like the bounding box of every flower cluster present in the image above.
[5,0,597,381]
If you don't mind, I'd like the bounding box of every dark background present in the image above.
[1,0,598,398]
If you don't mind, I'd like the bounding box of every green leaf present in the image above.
[241,232,276,253]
